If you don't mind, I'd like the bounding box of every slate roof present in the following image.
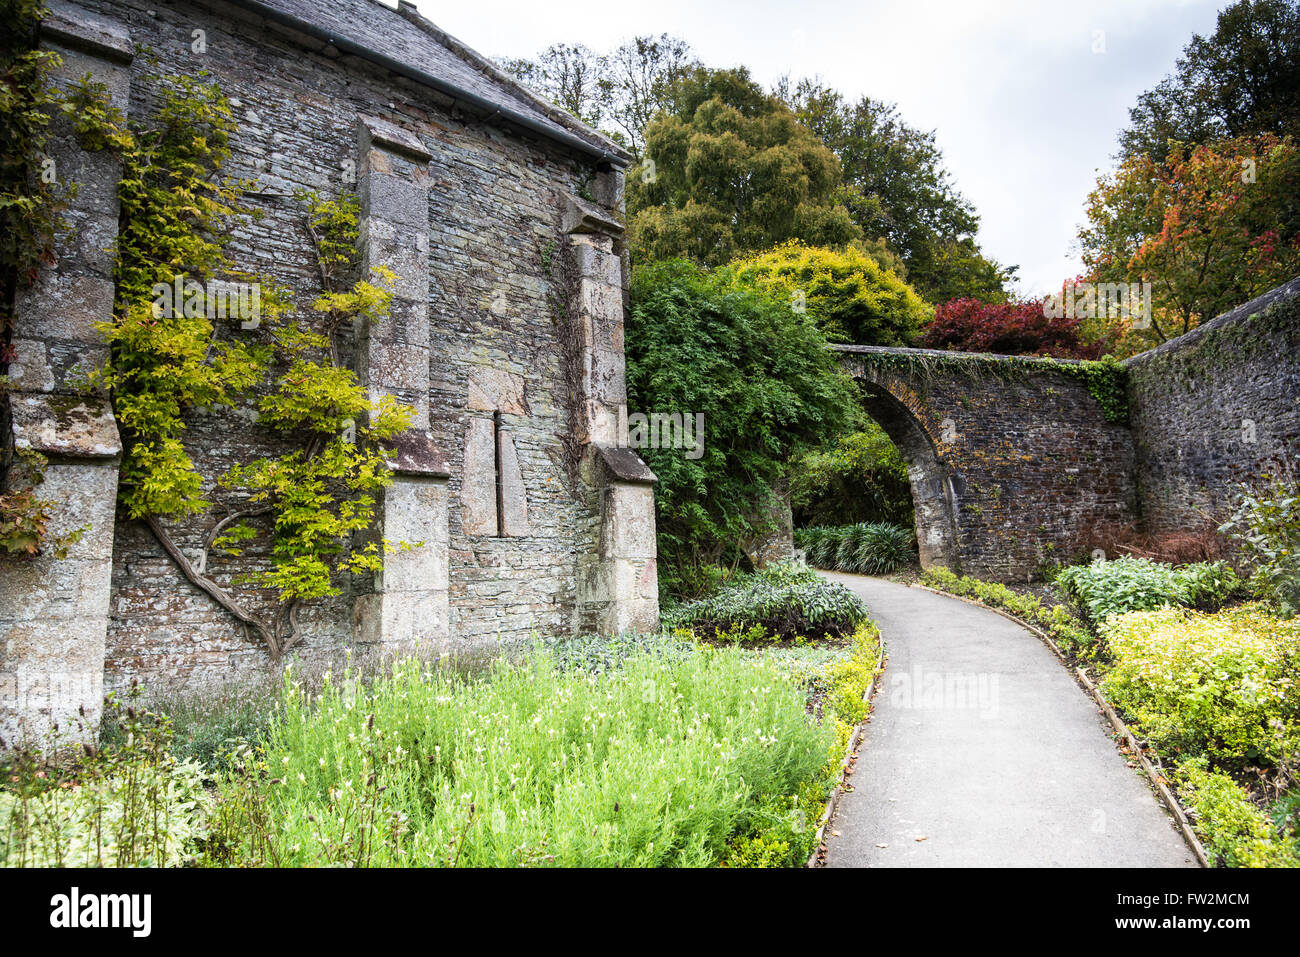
[233,0,630,164]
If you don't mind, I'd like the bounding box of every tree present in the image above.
[779,78,1014,303]
[918,298,1102,359]
[496,34,698,157]
[1119,0,1300,164]
[496,43,609,131]
[626,259,856,586]
[727,241,930,346]
[627,68,860,266]
[601,34,698,157]
[1079,133,1300,347]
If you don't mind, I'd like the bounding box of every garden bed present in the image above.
[1,573,886,869]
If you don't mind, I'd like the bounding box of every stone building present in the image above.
[1,0,658,743]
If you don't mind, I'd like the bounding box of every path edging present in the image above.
[805,643,885,868]
[909,582,1209,868]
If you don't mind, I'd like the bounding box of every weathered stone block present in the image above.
[4,340,56,393]
[603,483,656,559]
[588,348,626,406]
[461,415,498,536]
[562,195,623,237]
[360,171,430,231]
[467,366,528,414]
[377,479,450,592]
[360,219,429,302]
[572,241,621,286]
[9,393,121,459]
[497,430,530,537]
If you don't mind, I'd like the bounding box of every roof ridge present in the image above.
[390,0,630,161]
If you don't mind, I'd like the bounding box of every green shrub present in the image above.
[1220,465,1300,618]
[1055,555,1241,622]
[1178,759,1300,868]
[662,562,868,640]
[789,423,914,528]
[920,565,1094,652]
[796,522,916,576]
[1098,604,1300,765]
[1,693,208,867]
[204,644,836,867]
[100,681,279,772]
[626,258,856,587]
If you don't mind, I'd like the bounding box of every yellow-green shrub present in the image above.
[1178,760,1300,868]
[1099,604,1300,764]
[824,619,883,730]
[727,241,930,346]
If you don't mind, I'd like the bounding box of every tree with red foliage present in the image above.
[918,298,1103,358]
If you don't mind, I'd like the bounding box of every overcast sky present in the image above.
[409,0,1231,297]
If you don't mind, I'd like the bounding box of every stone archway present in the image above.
[834,344,1138,580]
[854,380,962,571]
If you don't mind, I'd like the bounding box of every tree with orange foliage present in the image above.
[1078,134,1300,353]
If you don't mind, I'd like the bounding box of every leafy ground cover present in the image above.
[662,561,868,641]
[1055,555,1241,621]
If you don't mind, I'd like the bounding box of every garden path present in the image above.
[818,572,1196,868]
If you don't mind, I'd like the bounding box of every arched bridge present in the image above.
[833,345,1136,580]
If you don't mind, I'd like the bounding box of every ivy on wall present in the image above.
[0,36,417,658]
[851,349,1130,424]
[90,73,417,659]
[1,0,82,557]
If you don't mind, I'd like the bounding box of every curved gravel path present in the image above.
[819,572,1196,868]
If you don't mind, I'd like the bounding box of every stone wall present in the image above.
[1126,276,1300,533]
[1,0,657,740]
[0,5,130,745]
[837,347,1138,580]
[835,277,1300,581]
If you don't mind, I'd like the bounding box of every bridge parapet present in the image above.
[833,345,1136,580]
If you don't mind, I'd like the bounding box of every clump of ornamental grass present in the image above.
[796,523,916,576]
